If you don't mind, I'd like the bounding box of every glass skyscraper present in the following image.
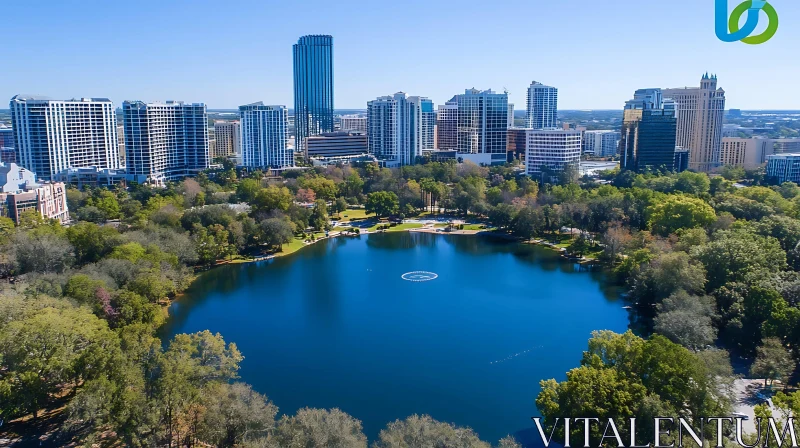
[620,90,678,173]
[455,88,509,165]
[293,35,334,148]
[526,81,558,130]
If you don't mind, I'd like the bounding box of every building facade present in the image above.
[213,121,241,159]
[774,139,800,154]
[455,88,509,166]
[339,115,367,133]
[583,130,620,157]
[367,93,433,167]
[305,131,368,160]
[663,74,726,171]
[436,98,458,151]
[239,103,292,169]
[507,127,528,162]
[720,137,775,170]
[0,126,14,163]
[524,129,582,181]
[293,35,334,148]
[10,95,120,180]
[526,81,558,130]
[620,89,678,173]
[0,163,69,224]
[767,153,800,184]
[122,101,209,186]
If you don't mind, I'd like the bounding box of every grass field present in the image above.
[367,222,424,232]
[337,209,373,223]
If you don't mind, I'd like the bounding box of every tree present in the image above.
[300,176,338,201]
[253,186,293,212]
[720,165,746,181]
[310,199,329,231]
[66,221,123,263]
[237,178,262,203]
[296,188,316,203]
[693,229,787,291]
[11,232,75,274]
[271,408,367,448]
[654,290,717,349]
[750,338,794,387]
[374,414,490,448]
[647,195,716,236]
[566,233,592,257]
[195,224,235,264]
[674,171,711,195]
[332,197,348,218]
[602,226,632,263]
[365,191,399,218]
[628,252,707,308]
[260,218,295,251]
[198,383,278,448]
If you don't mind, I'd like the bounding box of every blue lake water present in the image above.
[161,232,629,444]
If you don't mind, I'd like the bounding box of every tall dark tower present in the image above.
[293,35,334,150]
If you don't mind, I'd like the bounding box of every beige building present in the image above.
[663,74,726,172]
[0,163,69,224]
[720,137,775,170]
[213,121,240,158]
[774,139,800,154]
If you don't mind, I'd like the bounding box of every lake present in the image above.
[161,232,630,444]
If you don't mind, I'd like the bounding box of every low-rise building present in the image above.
[53,166,148,188]
[305,131,368,160]
[720,137,775,169]
[524,129,582,182]
[767,153,800,184]
[0,163,69,224]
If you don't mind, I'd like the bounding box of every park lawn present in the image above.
[462,224,489,231]
[279,237,307,256]
[367,222,424,232]
[337,209,373,223]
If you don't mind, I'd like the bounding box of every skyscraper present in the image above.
[526,81,558,130]
[455,88,509,166]
[436,98,458,151]
[293,35,334,148]
[214,121,241,159]
[367,92,433,167]
[663,74,726,171]
[524,129,582,182]
[122,101,209,186]
[239,103,292,169]
[10,95,119,180]
[620,89,678,172]
[583,130,621,157]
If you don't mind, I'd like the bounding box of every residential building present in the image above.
[53,166,147,188]
[508,103,515,128]
[455,88,509,166]
[10,95,120,180]
[293,35,334,147]
[524,129,582,182]
[0,162,69,224]
[116,124,125,167]
[526,81,558,130]
[0,126,14,163]
[720,137,775,169]
[214,121,241,158]
[663,74,726,171]
[305,131,368,160]
[367,92,433,167]
[340,115,367,133]
[767,153,800,184]
[239,103,292,169]
[0,162,36,192]
[208,128,216,161]
[620,90,678,172]
[122,101,209,186]
[436,98,458,150]
[583,130,620,157]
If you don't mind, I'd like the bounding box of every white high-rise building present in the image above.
[367,92,433,167]
[583,130,620,157]
[524,129,582,181]
[239,103,292,169]
[663,74,726,171]
[10,95,120,180]
[122,101,209,186]
[526,82,558,130]
[213,121,241,159]
[340,115,368,133]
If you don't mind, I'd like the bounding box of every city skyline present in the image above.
[2,0,799,111]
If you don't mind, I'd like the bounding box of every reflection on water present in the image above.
[161,233,630,444]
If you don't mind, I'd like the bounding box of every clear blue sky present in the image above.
[3,0,798,110]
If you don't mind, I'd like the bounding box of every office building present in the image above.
[508,103,515,128]
[340,115,367,133]
[0,163,69,224]
[293,35,334,147]
[367,92,433,167]
[239,103,292,169]
[122,101,209,186]
[663,74,726,171]
[620,89,678,172]
[214,121,241,158]
[436,98,458,150]
[0,126,14,163]
[674,149,690,173]
[774,139,800,154]
[455,88,509,166]
[305,131,368,160]
[507,127,528,162]
[10,95,120,180]
[720,137,775,169]
[524,129,582,182]
[116,124,126,167]
[583,130,620,157]
[526,81,558,130]
[767,153,800,184]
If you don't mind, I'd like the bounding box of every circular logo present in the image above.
[729,1,779,45]
[401,271,438,282]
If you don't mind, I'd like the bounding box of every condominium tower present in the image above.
[367,93,434,167]
[239,103,292,169]
[526,81,558,130]
[122,101,209,186]
[456,88,509,166]
[663,74,726,171]
[583,130,620,158]
[213,121,241,159]
[340,115,367,133]
[293,35,334,147]
[10,95,119,180]
[524,129,582,181]
[436,97,458,151]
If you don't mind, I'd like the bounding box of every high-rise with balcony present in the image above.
[122,101,209,186]
[340,115,367,133]
[524,129,582,182]
[583,130,621,157]
[10,95,119,180]
[663,74,726,171]
[214,121,241,159]
[526,81,558,130]
[293,35,334,148]
[239,103,292,169]
[455,88,508,166]
[367,93,433,167]
[436,98,458,150]
[620,89,678,173]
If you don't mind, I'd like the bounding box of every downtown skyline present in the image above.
[2,0,799,111]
